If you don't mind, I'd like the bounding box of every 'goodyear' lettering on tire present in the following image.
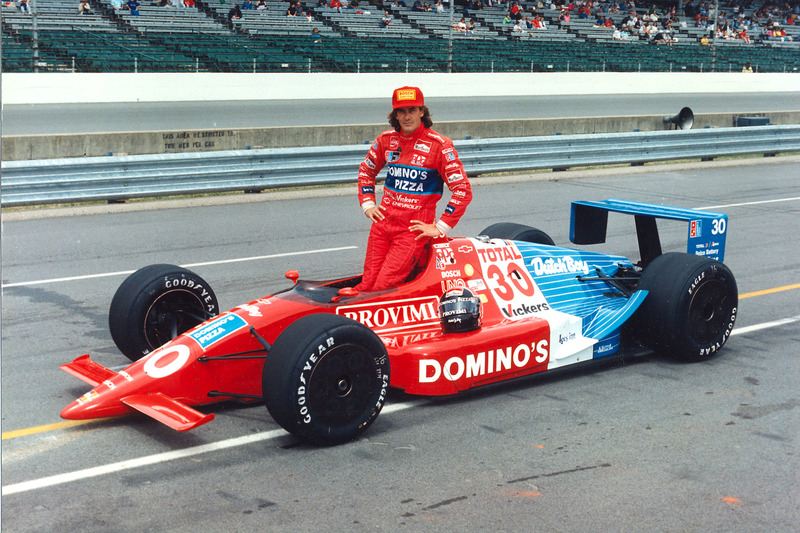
[297,336,335,424]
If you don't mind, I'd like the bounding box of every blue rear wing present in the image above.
[570,199,728,265]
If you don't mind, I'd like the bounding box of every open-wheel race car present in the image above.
[61,199,738,445]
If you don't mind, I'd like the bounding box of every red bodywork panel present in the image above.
[61,236,587,429]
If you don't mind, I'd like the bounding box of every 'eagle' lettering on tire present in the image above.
[631,253,738,362]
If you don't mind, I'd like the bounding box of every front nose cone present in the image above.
[61,391,131,420]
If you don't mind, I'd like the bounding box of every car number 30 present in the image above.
[485,263,536,302]
[711,218,726,235]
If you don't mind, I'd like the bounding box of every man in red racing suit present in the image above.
[356,86,472,291]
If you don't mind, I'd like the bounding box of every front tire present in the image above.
[109,264,219,361]
[263,314,390,446]
[632,253,737,362]
[480,222,555,245]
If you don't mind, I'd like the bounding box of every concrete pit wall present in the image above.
[3,112,800,161]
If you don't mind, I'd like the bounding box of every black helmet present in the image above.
[439,288,482,334]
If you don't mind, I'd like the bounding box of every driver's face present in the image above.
[396,106,423,135]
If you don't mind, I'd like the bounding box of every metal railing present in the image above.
[2,125,799,207]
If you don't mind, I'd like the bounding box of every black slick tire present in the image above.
[632,253,737,362]
[263,313,390,446]
[109,264,219,361]
[480,222,555,245]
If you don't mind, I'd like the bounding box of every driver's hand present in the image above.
[365,205,387,222]
[409,220,444,240]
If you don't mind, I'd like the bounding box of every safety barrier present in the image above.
[2,125,799,207]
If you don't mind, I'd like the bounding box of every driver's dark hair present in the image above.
[388,106,433,132]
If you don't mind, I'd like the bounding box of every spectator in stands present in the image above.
[381,10,392,28]
[329,0,341,10]
[184,0,195,6]
[79,0,92,14]
[287,1,297,15]
[110,0,123,8]
[242,0,253,9]
[124,0,140,14]
[742,61,753,72]
[17,0,29,13]
[311,26,323,42]
[228,2,242,19]
[653,29,671,44]
[467,17,476,34]
[523,15,532,28]
[774,27,791,40]
[411,0,424,11]
[739,27,750,43]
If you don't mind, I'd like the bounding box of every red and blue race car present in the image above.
[60,199,738,445]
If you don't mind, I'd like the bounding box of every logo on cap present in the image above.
[396,89,417,101]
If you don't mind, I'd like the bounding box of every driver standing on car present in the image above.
[356,86,472,292]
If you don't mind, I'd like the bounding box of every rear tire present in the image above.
[109,264,219,361]
[632,253,737,362]
[480,222,555,245]
[263,314,390,446]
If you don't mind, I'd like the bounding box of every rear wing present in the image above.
[570,199,728,266]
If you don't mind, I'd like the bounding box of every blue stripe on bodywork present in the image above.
[514,242,647,342]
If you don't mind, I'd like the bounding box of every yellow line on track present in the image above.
[4,283,799,441]
[2,419,105,440]
[740,283,800,299]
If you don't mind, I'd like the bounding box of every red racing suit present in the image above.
[357,124,472,291]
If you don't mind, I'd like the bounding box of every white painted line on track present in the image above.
[4,314,799,496]
[1,401,419,496]
[730,315,800,336]
[0,246,358,288]
[695,196,800,211]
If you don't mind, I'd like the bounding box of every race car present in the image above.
[60,199,738,445]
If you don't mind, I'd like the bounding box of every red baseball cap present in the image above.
[392,86,424,109]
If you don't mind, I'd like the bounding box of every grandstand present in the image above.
[2,0,798,73]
